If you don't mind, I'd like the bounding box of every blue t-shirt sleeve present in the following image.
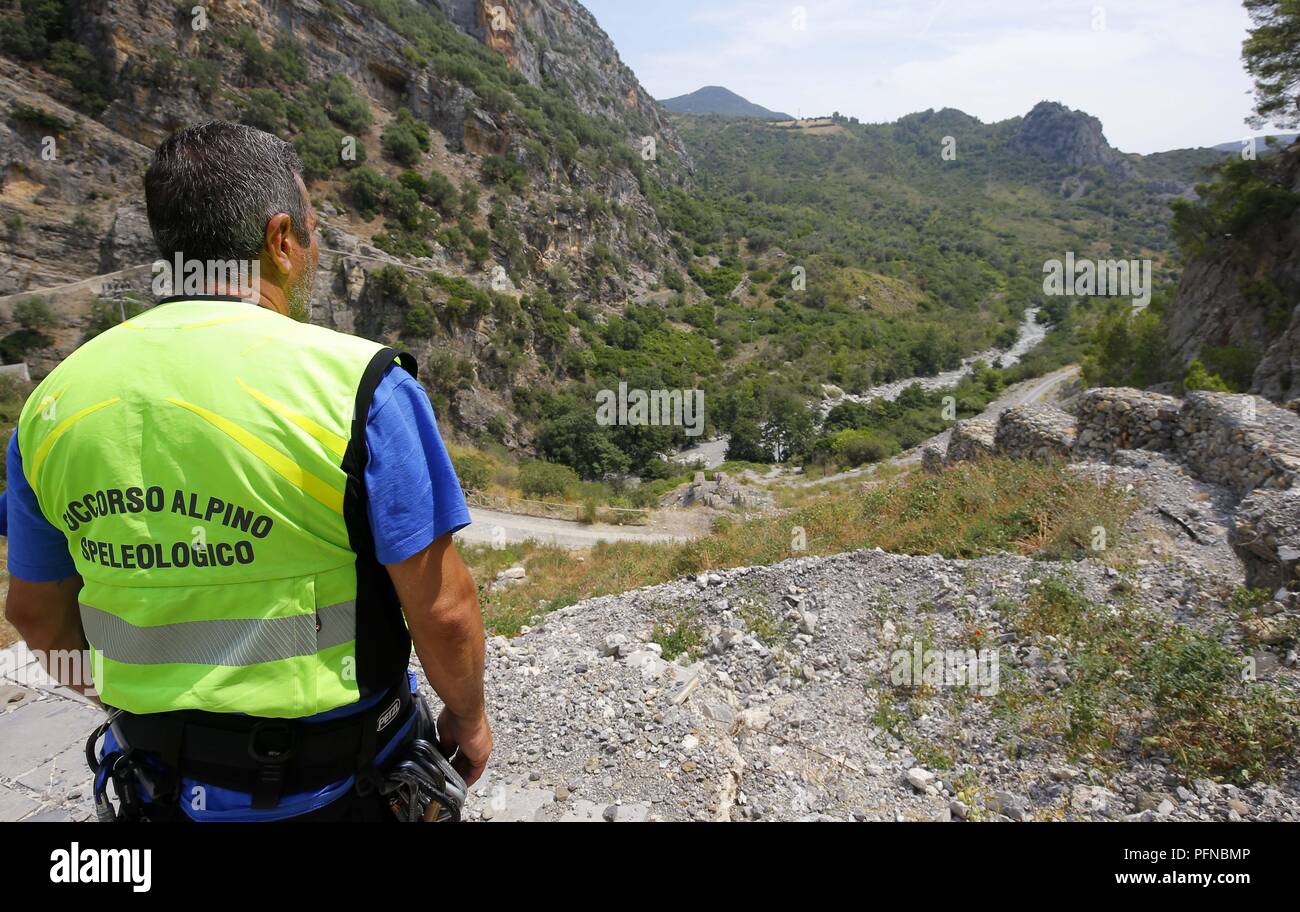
[4,431,78,582]
[364,364,470,565]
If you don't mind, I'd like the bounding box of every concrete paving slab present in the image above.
[0,783,41,821]
[20,806,76,822]
[0,698,104,777]
[16,739,93,800]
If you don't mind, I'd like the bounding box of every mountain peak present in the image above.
[660,86,792,121]
[1011,101,1130,175]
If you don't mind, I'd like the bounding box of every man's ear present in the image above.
[263,212,296,277]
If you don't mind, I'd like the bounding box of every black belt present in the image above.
[109,682,416,809]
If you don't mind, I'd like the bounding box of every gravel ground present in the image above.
[425,454,1299,823]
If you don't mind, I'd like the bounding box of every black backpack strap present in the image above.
[341,347,417,698]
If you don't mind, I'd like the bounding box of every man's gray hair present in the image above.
[144,121,310,264]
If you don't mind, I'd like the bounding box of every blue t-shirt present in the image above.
[2,364,469,577]
[0,363,470,820]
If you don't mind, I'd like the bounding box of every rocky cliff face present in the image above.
[1010,101,1135,179]
[1165,145,1300,403]
[0,0,695,443]
[431,0,688,163]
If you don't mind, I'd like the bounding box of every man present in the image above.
[1,121,491,821]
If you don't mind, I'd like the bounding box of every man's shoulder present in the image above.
[278,317,389,362]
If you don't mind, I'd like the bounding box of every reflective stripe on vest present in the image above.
[18,300,404,718]
[80,600,357,666]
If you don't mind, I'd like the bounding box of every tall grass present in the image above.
[464,458,1137,634]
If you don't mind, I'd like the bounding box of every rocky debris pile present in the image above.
[437,536,1299,823]
[946,417,997,463]
[1176,392,1300,496]
[1075,388,1180,456]
[1232,488,1300,594]
[993,404,1077,460]
[1072,450,1247,585]
[661,472,774,511]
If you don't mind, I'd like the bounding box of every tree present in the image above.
[12,297,53,332]
[451,453,493,492]
[726,417,771,463]
[536,406,630,479]
[1183,359,1233,393]
[1243,0,1300,128]
[762,390,816,463]
[382,109,430,167]
[325,74,372,133]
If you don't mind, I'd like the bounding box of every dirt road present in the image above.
[456,507,709,550]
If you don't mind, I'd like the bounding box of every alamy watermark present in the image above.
[1042,252,1151,311]
[152,253,260,299]
[50,843,151,892]
[596,382,705,437]
[890,641,1000,696]
[1,643,101,695]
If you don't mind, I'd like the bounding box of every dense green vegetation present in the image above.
[2,0,1254,484]
[637,109,1215,473]
[1,0,106,113]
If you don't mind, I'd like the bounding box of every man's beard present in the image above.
[286,268,316,323]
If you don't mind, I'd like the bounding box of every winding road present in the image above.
[457,365,1082,547]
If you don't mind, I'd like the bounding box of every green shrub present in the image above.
[0,330,51,363]
[325,74,372,133]
[294,127,355,181]
[518,461,580,499]
[481,155,527,193]
[46,40,106,113]
[828,428,900,467]
[1183,358,1233,393]
[12,297,54,331]
[9,104,70,132]
[1200,345,1260,392]
[381,108,429,166]
[344,167,392,219]
[1,0,64,60]
[185,58,222,98]
[451,453,494,493]
[401,303,435,339]
[241,89,286,133]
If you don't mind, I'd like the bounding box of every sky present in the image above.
[580,0,1277,154]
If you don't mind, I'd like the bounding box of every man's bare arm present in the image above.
[386,533,491,785]
[4,575,100,700]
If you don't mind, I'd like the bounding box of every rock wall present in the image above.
[1175,392,1300,497]
[947,385,1300,594]
[1074,388,1180,456]
[945,416,996,463]
[1164,145,1300,403]
[992,404,1076,461]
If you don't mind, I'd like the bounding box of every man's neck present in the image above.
[199,283,288,316]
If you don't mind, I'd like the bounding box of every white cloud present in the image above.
[602,0,1271,152]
